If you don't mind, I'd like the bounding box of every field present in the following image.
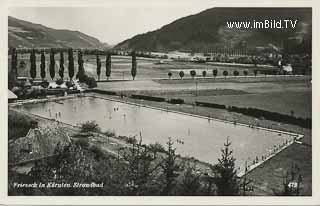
[97,77,311,119]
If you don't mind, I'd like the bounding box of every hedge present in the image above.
[194,100,311,129]
[195,101,226,109]
[168,98,184,104]
[91,89,117,95]
[227,105,311,129]
[131,94,166,102]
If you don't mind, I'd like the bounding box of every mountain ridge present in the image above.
[115,7,312,53]
[8,16,110,49]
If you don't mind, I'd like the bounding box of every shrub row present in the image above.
[66,90,80,94]
[195,100,311,129]
[131,94,166,102]
[227,105,311,129]
[195,101,226,109]
[91,89,117,95]
[46,89,65,96]
[168,98,184,104]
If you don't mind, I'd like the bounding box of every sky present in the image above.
[9,1,216,45]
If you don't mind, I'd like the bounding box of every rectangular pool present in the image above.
[17,96,298,171]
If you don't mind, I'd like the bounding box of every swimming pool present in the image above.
[18,96,298,171]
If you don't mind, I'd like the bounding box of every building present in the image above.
[8,89,17,103]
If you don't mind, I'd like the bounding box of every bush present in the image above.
[168,98,184,104]
[74,138,89,148]
[148,142,166,153]
[66,81,73,88]
[131,94,166,102]
[40,80,49,88]
[195,101,226,109]
[80,121,101,133]
[103,130,116,137]
[78,74,97,88]
[92,89,117,95]
[86,76,97,88]
[89,145,105,160]
[56,78,63,85]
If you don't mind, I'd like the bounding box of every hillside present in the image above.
[115,7,312,53]
[8,16,107,49]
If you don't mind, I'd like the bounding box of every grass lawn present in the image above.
[246,143,312,196]
[172,91,311,119]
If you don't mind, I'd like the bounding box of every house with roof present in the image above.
[8,89,18,103]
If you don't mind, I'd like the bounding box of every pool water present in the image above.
[18,96,295,170]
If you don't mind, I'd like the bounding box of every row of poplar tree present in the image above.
[10,48,138,82]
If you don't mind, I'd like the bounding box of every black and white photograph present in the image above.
[3,0,316,202]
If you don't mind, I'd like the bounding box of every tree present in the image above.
[253,69,258,77]
[30,49,36,80]
[28,142,95,195]
[223,70,228,79]
[76,50,85,80]
[11,48,17,79]
[290,110,294,117]
[19,60,26,69]
[49,48,55,80]
[96,55,101,80]
[131,51,137,80]
[190,70,196,79]
[68,48,74,80]
[179,161,202,195]
[212,69,218,79]
[263,70,267,78]
[59,51,64,80]
[168,72,172,79]
[120,135,159,195]
[160,138,180,195]
[179,71,184,79]
[233,70,239,78]
[105,53,111,80]
[213,138,239,196]
[9,48,18,89]
[243,70,248,77]
[202,70,207,79]
[40,51,46,81]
